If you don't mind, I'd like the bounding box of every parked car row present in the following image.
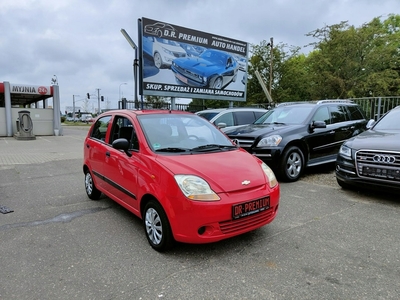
[82,101,400,252]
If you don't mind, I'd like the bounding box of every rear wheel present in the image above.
[278,146,304,182]
[143,200,174,252]
[84,170,101,200]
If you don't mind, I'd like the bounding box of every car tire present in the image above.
[211,77,223,89]
[84,170,101,200]
[154,52,163,69]
[278,146,304,182]
[143,200,174,252]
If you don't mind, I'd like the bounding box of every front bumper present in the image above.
[168,185,280,244]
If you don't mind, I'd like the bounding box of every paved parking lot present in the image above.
[1,126,399,299]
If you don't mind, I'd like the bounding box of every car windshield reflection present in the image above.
[138,114,235,152]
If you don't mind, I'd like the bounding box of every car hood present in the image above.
[225,124,303,137]
[173,57,222,75]
[155,149,268,193]
[345,130,400,151]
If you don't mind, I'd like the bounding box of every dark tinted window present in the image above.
[234,111,258,125]
[197,112,219,121]
[91,116,111,141]
[347,105,365,120]
[329,105,348,124]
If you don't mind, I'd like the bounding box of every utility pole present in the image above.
[96,88,101,114]
[268,37,273,95]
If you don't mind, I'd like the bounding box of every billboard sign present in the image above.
[139,17,248,101]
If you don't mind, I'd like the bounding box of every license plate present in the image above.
[175,73,188,84]
[232,197,270,219]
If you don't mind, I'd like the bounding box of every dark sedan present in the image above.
[336,105,400,192]
[171,49,239,89]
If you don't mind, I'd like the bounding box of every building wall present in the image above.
[10,108,54,136]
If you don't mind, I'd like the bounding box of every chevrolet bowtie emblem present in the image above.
[242,180,250,185]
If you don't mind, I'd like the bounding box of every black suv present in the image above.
[225,100,370,182]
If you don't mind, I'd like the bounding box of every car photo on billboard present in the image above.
[171,48,240,89]
[140,17,249,102]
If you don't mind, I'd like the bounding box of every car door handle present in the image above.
[106,151,110,157]
[329,130,335,134]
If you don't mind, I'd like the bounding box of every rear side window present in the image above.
[329,105,349,124]
[234,111,258,125]
[91,116,111,141]
[347,105,365,120]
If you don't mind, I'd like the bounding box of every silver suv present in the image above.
[196,107,267,132]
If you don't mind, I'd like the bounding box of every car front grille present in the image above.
[173,65,203,83]
[173,52,186,58]
[355,150,400,182]
[228,137,255,151]
[219,208,273,234]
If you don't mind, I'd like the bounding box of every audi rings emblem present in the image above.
[373,154,396,163]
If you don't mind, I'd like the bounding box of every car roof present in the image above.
[100,109,194,117]
[196,107,267,114]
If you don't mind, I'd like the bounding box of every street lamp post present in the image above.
[120,29,139,109]
[119,82,127,109]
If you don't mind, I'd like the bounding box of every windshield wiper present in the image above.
[191,144,236,152]
[155,147,190,152]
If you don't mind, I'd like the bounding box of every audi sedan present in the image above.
[83,110,280,251]
[336,105,400,192]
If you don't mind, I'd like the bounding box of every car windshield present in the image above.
[200,50,227,64]
[373,108,400,130]
[254,105,314,125]
[138,114,235,152]
[155,37,180,46]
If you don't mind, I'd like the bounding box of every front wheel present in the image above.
[84,170,101,200]
[153,52,163,69]
[143,200,174,252]
[278,146,304,182]
[211,77,223,89]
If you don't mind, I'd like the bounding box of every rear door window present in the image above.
[347,105,365,120]
[91,116,112,141]
[329,105,349,124]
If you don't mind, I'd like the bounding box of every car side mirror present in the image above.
[217,122,227,129]
[112,138,132,157]
[366,119,375,129]
[309,120,326,132]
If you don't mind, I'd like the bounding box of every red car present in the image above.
[83,110,280,251]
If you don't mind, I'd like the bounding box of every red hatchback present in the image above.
[83,110,280,251]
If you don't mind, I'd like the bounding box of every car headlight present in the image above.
[162,47,173,56]
[175,175,220,201]
[257,135,282,147]
[261,163,278,188]
[339,144,352,158]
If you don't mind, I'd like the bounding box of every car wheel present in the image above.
[211,77,223,89]
[143,200,174,252]
[84,170,101,200]
[154,52,163,69]
[279,146,304,182]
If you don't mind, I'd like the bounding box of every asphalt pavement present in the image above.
[1,125,400,300]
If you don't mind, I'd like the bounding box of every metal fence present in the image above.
[349,96,400,120]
